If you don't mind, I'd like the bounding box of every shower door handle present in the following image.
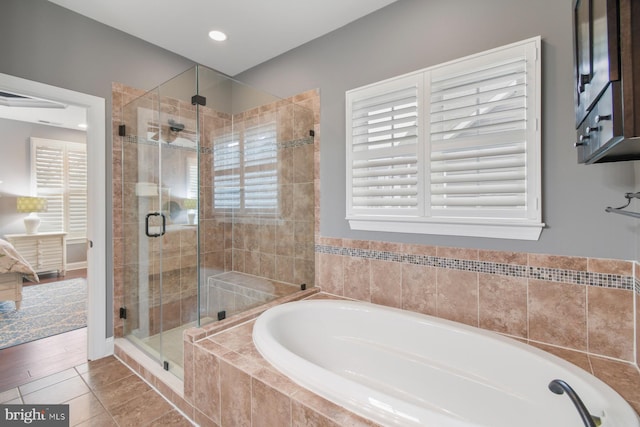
[145,212,166,238]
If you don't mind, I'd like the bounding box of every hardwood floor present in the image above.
[1,268,89,391]
[0,327,87,392]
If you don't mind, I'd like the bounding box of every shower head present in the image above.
[168,118,185,133]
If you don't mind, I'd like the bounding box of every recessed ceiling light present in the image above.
[78,123,88,129]
[208,30,227,42]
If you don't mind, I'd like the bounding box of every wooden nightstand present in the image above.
[4,232,67,277]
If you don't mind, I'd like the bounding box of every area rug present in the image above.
[0,278,87,350]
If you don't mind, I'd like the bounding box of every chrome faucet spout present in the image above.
[548,379,601,427]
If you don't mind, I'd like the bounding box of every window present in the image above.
[346,37,543,240]
[31,137,87,241]
[213,122,278,214]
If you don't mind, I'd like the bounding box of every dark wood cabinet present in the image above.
[573,0,640,163]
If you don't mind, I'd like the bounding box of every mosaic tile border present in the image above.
[123,134,314,152]
[315,244,636,291]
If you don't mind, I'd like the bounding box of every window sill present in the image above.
[348,217,544,241]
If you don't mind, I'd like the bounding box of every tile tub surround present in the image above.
[316,238,638,364]
[180,293,640,426]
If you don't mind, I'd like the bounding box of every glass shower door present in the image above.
[121,67,199,379]
[121,87,165,368]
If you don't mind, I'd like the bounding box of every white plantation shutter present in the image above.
[346,37,543,240]
[243,123,278,212]
[213,132,241,209]
[213,123,277,214]
[347,74,422,217]
[429,47,536,219]
[67,147,87,239]
[31,138,87,240]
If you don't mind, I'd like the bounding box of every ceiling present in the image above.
[2,1,395,130]
[47,0,398,76]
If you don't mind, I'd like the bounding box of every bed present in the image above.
[0,238,38,310]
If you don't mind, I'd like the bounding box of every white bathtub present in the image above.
[253,299,640,427]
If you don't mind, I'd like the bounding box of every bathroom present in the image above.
[2,0,639,425]
[109,0,640,425]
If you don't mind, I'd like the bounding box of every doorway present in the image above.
[0,72,108,360]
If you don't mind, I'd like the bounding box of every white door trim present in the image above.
[0,72,110,360]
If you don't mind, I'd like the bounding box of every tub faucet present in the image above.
[548,379,602,427]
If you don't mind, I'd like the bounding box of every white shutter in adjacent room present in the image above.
[31,137,87,240]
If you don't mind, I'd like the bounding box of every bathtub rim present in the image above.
[252,298,640,427]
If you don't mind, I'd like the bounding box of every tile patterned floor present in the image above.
[0,356,193,427]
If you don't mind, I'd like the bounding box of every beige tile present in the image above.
[528,342,592,373]
[370,240,401,252]
[590,357,640,404]
[110,389,174,427]
[317,253,343,296]
[478,274,527,338]
[528,253,587,271]
[370,260,402,308]
[74,412,118,427]
[220,360,251,427]
[193,345,221,423]
[251,378,292,427]
[478,250,528,265]
[401,263,437,316]
[401,243,437,256]
[148,409,194,427]
[437,246,478,261]
[436,269,478,326]
[587,287,634,361]
[22,376,90,405]
[81,357,135,390]
[587,258,633,275]
[291,388,379,426]
[66,392,107,427]
[343,256,371,302]
[92,374,152,411]
[528,280,587,351]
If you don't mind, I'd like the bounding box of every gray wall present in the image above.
[238,0,638,261]
[1,0,196,335]
[0,118,87,263]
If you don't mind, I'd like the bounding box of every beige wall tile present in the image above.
[401,264,437,316]
[343,257,371,302]
[528,280,587,351]
[587,258,633,275]
[478,250,528,266]
[478,274,527,338]
[317,253,344,296]
[436,269,478,326]
[528,253,588,271]
[587,287,634,361]
[437,246,478,261]
[370,260,402,308]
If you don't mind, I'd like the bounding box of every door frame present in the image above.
[0,72,110,360]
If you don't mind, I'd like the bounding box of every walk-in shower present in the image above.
[119,65,315,379]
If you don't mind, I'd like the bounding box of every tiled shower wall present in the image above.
[111,82,319,338]
[316,237,638,364]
